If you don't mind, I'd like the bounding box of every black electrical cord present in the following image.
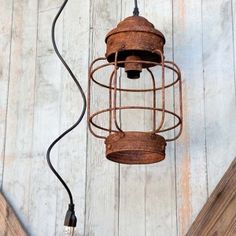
[133,0,139,16]
[46,0,86,229]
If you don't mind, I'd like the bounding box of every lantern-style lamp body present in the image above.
[88,16,183,164]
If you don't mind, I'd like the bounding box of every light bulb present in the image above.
[64,226,75,236]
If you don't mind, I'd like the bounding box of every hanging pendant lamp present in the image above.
[46,0,183,234]
[88,6,183,164]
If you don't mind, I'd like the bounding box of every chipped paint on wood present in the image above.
[85,0,120,235]
[0,0,13,189]
[179,153,192,235]
[202,0,236,193]
[176,94,192,236]
[174,0,209,235]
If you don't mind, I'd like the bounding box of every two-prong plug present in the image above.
[64,204,77,236]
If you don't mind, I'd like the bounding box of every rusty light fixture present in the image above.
[47,0,183,234]
[88,3,183,164]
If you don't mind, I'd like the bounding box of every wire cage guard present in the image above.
[88,52,183,164]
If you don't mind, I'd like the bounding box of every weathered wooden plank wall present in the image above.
[85,1,120,235]
[173,0,208,234]
[0,0,235,235]
[2,1,38,235]
[0,0,13,189]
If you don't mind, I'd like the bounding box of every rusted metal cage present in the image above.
[88,16,183,164]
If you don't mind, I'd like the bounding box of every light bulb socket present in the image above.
[125,55,142,79]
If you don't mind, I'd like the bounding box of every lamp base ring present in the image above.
[105,132,166,165]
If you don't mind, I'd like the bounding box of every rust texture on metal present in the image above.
[87,15,183,165]
[105,16,166,67]
[105,132,166,164]
[125,55,142,79]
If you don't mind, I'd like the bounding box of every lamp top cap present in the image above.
[105,15,166,44]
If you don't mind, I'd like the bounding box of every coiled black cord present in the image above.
[46,0,86,215]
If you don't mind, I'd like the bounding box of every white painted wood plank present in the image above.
[0,0,13,188]
[2,0,38,233]
[232,0,236,111]
[173,0,208,235]
[202,0,236,193]
[118,1,147,236]
[144,0,177,235]
[231,0,236,97]
[39,0,62,12]
[28,6,64,235]
[233,11,236,222]
[85,0,121,235]
[55,0,90,235]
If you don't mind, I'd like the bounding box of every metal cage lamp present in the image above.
[88,15,183,164]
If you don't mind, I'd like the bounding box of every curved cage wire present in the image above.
[88,50,183,142]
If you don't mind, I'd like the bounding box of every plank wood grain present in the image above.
[233,0,236,99]
[85,0,121,235]
[0,0,13,188]
[173,0,208,235]
[2,0,38,233]
[202,0,236,194]
[0,192,28,236]
[187,158,236,236]
[144,1,177,235]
